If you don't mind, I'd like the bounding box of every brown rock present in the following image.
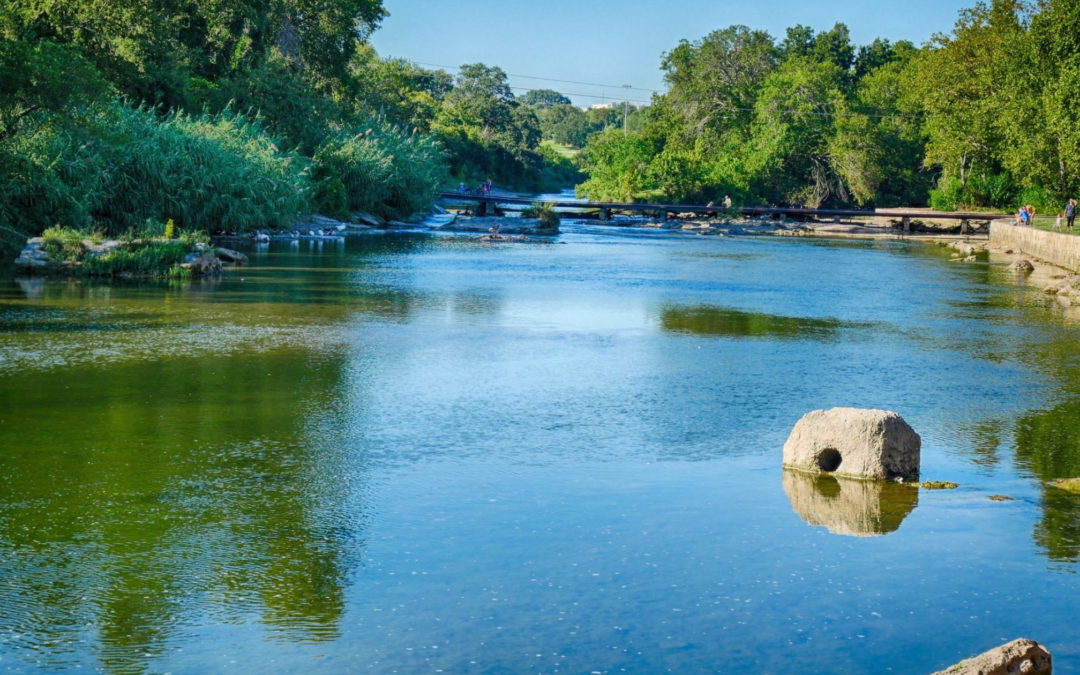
[930,638,1051,675]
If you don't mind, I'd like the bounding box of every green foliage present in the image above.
[433,63,545,188]
[0,104,310,236]
[312,119,446,220]
[537,143,584,191]
[80,240,193,278]
[538,104,594,148]
[576,129,655,202]
[521,89,571,109]
[42,226,92,262]
[521,202,560,229]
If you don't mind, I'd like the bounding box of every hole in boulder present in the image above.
[818,448,843,473]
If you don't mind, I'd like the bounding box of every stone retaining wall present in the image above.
[990,220,1080,272]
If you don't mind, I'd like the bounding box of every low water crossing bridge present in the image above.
[437,192,1009,234]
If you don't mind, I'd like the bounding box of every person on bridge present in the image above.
[1067,199,1076,232]
[723,195,733,209]
[459,182,467,194]
[486,177,493,194]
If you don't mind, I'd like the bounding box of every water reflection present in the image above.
[1015,398,1080,562]
[660,305,867,340]
[783,471,919,537]
[0,350,360,674]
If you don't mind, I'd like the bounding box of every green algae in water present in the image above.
[917,481,960,490]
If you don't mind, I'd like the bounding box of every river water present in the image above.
[1,225,1079,674]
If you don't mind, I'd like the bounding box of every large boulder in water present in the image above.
[783,471,918,537]
[783,408,921,481]
[930,639,1051,675]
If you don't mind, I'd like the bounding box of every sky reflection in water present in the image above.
[1,228,1080,673]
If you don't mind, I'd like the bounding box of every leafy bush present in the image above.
[521,202,561,229]
[312,118,446,220]
[41,226,92,261]
[928,177,964,211]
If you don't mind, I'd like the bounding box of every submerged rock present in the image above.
[783,471,918,537]
[929,638,1051,675]
[214,247,248,264]
[783,408,921,481]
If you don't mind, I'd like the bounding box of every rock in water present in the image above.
[782,408,921,481]
[1011,259,1035,273]
[930,639,1051,675]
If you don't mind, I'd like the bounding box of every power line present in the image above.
[405,60,661,93]
[394,58,924,120]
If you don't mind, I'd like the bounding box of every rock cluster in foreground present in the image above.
[783,408,921,481]
[931,638,1051,675]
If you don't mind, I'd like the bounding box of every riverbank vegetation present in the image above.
[576,0,1080,214]
[0,1,574,256]
[39,226,211,278]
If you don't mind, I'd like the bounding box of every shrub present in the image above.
[521,202,560,229]
[312,118,447,221]
[80,240,192,278]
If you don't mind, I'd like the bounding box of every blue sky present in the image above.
[370,0,973,106]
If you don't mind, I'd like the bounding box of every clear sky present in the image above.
[370,0,973,107]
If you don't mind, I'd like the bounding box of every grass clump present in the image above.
[81,240,194,278]
[42,226,93,262]
[521,202,561,230]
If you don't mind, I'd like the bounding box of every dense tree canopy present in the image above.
[577,1,1080,212]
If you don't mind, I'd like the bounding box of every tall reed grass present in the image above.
[312,119,446,221]
[0,105,447,240]
[0,104,309,236]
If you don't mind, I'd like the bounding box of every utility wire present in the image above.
[395,59,924,120]
[408,60,660,93]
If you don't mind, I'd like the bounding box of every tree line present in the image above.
[575,0,1080,213]
[0,0,571,242]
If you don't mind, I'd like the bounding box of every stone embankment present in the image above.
[990,221,1080,272]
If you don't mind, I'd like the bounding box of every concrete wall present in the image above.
[990,221,1080,272]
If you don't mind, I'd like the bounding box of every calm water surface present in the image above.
[1,225,1080,674]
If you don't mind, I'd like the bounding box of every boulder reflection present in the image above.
[783,471,919,537]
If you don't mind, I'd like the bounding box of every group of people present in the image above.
[459,177,495,197]
[1017,199,1078,232]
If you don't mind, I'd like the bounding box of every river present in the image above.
[1,224,1079,674]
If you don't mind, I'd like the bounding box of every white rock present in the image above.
[782,408,921,481]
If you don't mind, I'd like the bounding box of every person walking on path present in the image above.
[1054,213,1063,232]
[1067,199,1076,232]
[1026,205,1036,227]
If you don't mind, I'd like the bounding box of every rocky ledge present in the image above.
[437,216,559,235]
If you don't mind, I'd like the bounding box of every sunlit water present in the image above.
[2,225,1080,674]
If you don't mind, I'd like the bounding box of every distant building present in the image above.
[589,102,617,110]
